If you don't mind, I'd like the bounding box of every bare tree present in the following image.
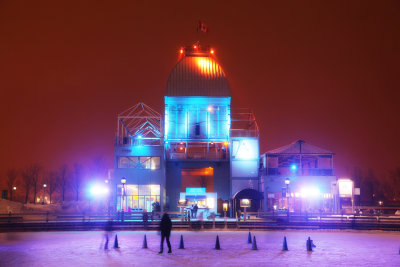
[6,168,18,201]
[389,167,400,199]
[73,163,84,201]
[21,164,41,204]
[58,165,69,202]
[31,164,41,204]
[43,171,59,204]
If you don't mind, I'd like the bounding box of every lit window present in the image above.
[151,157,160,169]
[140,157,151,169]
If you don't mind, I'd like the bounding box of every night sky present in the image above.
[0,1,399,181]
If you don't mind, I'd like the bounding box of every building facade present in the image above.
[259,139,337,213]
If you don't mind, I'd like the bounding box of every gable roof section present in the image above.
[265,139,333,155]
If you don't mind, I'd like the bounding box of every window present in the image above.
[117,184,161,212]
[140,157,151,169]
[151,157,160,169]
[118,156,161,169]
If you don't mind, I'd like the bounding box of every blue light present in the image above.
[89,184,109,197]
[138,135,142,139]
[291,164,297,171]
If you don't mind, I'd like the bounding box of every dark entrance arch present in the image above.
[232,188,264,213]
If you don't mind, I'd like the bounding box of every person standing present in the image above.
[193,204,198,219]
[159,213,172,254]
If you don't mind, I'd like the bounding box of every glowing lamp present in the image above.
[210,49,214,54]
[193,45,197,49]
[300,187,321,198]
[224,141,229,146]
[13,186,17,191]
[291,164,297,171]
[207,106,213,112]
[179,147,184,150]
[206,197,215,209]
[138,135,142,139]
[89,185,109,197]
[180,49,183,54]
[285,178,290,185]
[223,202,228,212]
[43,184,47,188]
[121,177,126,184]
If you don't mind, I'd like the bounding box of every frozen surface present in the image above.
[1,230,400,267]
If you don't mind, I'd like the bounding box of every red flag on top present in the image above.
[197,20,208,33]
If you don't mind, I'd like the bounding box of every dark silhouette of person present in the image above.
[143,210,149,229]
[193,204,198,218]
[159,213,172,254]
[236,207,241,222]
[102,220,113,249]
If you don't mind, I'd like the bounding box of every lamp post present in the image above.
[285,178,290,220]
[42,184,47,205]
[223,202,228,228]
[12,186,17,201]
[121,177,126,211]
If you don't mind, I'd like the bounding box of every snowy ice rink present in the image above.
[1,230,400,267]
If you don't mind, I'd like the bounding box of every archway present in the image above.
[232,188,264,213]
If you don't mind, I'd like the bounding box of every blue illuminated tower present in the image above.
[164,43,260,213]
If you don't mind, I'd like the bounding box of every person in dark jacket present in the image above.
[159,213,172,254]
[193,204,198,218]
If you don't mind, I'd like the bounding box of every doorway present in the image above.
[181,167,214,192]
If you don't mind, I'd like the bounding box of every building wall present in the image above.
[113,145,166,211]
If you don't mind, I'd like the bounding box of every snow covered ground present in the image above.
[1,230,400,267]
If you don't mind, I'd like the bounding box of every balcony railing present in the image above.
[262,168,334,176]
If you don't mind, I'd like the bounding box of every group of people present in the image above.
[184,203,199,220]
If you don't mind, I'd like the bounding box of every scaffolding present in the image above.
[116,102,162,146]
[231,108,259,138]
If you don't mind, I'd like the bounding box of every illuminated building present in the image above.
[259,140,338,213]
[113,43,260,214]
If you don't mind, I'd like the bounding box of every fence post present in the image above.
[46,211,49,223]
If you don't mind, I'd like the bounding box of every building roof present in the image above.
[264,139,334,155]
[166,45,230,97]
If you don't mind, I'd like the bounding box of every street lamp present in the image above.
[285,178,290,220]
[11,186,17,201]
[223,202,228,228]
[42,184,47,205]
[121,177,126,211]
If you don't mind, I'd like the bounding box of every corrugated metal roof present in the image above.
[166,55,230,97]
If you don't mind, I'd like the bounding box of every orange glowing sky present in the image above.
[0,0,399,182]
